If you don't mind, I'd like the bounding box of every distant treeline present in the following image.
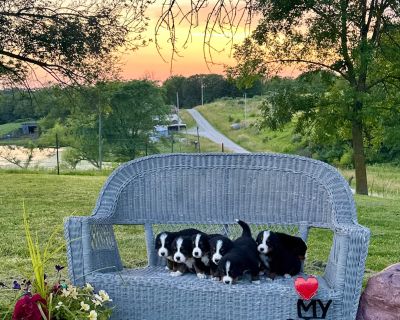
[0,74,263,125]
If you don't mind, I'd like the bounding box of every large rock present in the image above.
[356,263,400,320]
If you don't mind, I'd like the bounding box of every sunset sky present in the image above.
[119,3,252,82]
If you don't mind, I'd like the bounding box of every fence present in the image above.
[0,131,227,173]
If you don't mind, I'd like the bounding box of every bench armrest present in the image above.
[324,222,370,318]
[64,216,123,286]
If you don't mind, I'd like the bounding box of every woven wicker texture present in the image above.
[64,153,370,320]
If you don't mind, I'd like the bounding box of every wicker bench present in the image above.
[64,153,370,320]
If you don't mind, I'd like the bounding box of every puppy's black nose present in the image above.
[259,247,264,252]
[224,280,230,284]
[160,252,165,256]
[176,256,180,261]
[214,259,220,263]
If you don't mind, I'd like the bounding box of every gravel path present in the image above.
[186,109,250,153]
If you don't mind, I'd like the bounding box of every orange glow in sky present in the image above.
[120,4,250,82]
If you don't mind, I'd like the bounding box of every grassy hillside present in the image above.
[196,97,301,153]
[1,170,399,315]
[0,122,22,136]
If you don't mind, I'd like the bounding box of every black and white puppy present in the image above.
[171,235,198,277]
[209,235,233,280]
[218,219,260,285]
[155,228,200,272]
[256,230,307,278]
[192,233,223,279]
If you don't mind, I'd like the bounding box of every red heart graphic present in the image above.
[294,276,319,300]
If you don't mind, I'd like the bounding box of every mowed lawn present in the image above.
[1,170,400,313]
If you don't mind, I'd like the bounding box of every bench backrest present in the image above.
[92,153,356,229]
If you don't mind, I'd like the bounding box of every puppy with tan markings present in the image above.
[256,230,307,278]
[192,233,225,279]
[155,228,200,272]
[218,219,260,285]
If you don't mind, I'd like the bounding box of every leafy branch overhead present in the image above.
[0,0,152,86]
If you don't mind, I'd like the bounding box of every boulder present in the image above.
[230,123,241,130]
[356,263,400,320]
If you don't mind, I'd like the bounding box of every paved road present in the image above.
[186,109,250,153]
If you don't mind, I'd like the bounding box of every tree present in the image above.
[104,80,168,160]
[0,0,150,86]
[223,0,400,195]
[163,76,186,107]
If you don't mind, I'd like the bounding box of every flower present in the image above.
[69,287,78,299]
[88,310,98,320]
[80,301,90,311]
[55,302,63,309]
[85,283,94,292]
[98,290,112,302]
[61,288,70,297]
[12,294,48,320]
[12,281,21,290]
[55,265,65,272]
[92,298,102,307]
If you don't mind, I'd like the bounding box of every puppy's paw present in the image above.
[197,273,207,279]
[165,266,170,271]
[284,274,292,279]
[252,280,261,285]
[211,277,220,281]
[259,271,265,275]
[170,271,183,277]
[266,277,273,282]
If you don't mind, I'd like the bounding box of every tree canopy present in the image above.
[0,0,150,86]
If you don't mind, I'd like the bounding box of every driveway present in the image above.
[186,109,250,153]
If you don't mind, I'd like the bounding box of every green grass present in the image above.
[196,97,300,153]
[1,170,399,315]
[152,133,226,154]
[178,109,197,129]
[0,123,22,136]
[340,164,400,199]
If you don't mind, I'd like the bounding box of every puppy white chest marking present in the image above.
[185,257,194,269]
[259,253,270,268]
[201,255,210,266]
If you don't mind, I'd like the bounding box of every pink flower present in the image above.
[12,294,48,320]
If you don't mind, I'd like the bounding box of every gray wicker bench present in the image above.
[64,153,370,320]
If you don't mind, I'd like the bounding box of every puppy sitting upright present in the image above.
[171,235,197,276]
[256,230,307,278]
[208,234,233,280]
[192,233,223,279]
[155,228,200,272]
[218,219,260,285]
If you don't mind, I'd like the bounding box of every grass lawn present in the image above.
[1,170,399,315]
[0,123,23,136]
[196,97,300,153]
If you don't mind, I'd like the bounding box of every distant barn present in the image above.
[21,122,38,135]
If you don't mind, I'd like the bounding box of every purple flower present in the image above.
[12,281,21,290]
[55,265,65,272]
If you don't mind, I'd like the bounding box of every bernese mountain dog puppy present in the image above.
[218,219,260,285]
[155,228,200,273]
[192,233,224,279]
[171,235,202,277]
[256,230,307,278]
[209,235,234,280]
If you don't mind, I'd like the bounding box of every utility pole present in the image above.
[244,92,247,124]
[201,79,204,106]
[98,106,102,170]
[176,91,180,132]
